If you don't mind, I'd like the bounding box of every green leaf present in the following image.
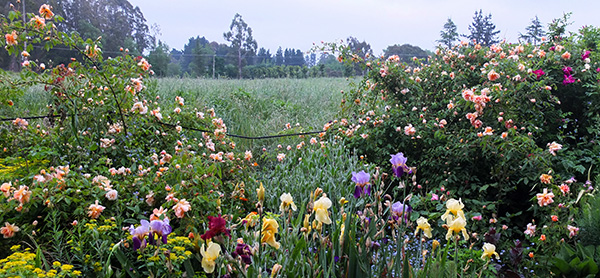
[550,257,571,274]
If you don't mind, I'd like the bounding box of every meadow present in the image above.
[1,5,600,278]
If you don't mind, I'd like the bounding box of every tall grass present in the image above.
[154,77,352,150]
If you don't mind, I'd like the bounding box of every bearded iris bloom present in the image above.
[201,241,221,273]
[148,219,172,245]
[391,201,412,222]
[440,198,466,222]
[415,217,432,238]
[261,218,280,249]
[481,243,500,260]
[445,216,469,241]
[351,171,370,198]
[129,220,150,250]
[279,193,297,212]
[201,215,231,240]
[313,196,332,224]
[390,153,411,178]
[232,242,253,265]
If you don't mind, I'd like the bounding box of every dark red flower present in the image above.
[200,215,231,240]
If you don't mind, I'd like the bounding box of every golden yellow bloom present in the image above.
[279,193,297,212]
[200,241,221,273]
[339,223,346,244]
[440,198,465,222]
[313,195,332,224]
[445,215,469,241]
[414,216,432,238]
[256,182,265,204]
[261,218,280,249]
[271,263,282,278]
[302,214,312,235]
[481,242,500,260]
[432,240,440,252]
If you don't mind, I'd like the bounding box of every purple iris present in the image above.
[351,170,371,198]
[232,243,253,265]
[129,220,150,250]
[391,201,412,222]
[148,219,172,245]
[390,152,411,178]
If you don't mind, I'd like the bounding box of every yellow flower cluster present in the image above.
[0,246,81,277]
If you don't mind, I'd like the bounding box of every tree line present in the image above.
[0,1,570,78]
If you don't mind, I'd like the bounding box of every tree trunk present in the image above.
[238,47,242,79]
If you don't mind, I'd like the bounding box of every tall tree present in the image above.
[147,40,170,76]
[256,47,271,64]
[467,9,500,46]
[519,16,545,45]
[383,44,428,63]
[437,18,459,48]
[275,47,284,66]
[223,13,257,79]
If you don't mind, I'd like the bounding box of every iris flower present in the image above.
[445,215,469,241]
[415,217,432,238]
[129,220,150,250]
[390,153,411,178]
[201,215,231,240]
[313,196,332,224]
[391,201,412,222]
[279,193,297,212]
[481,243,500,260]
[351,171,370,198]
[256,182,265,204]
[148,219,172,245]
[440,198,465,222]
[261,218,280,249]
[232,242,253,265]
[200,241,221,273]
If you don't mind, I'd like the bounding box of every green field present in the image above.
[154,77,351,137]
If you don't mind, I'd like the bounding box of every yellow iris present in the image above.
[200,241,221,273]
[440,198,465,222]
[256,183,265,204]
[261,218,280,249]
[279,193,297,212]
[445,215,469,241]
[414,217,432,238]
[481,243,500,261]
[313,196,332,224]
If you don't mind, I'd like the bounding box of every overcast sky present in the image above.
[128,0,599,55]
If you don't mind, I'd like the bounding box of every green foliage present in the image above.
[577,193,600,246]
[551,243,600,278]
